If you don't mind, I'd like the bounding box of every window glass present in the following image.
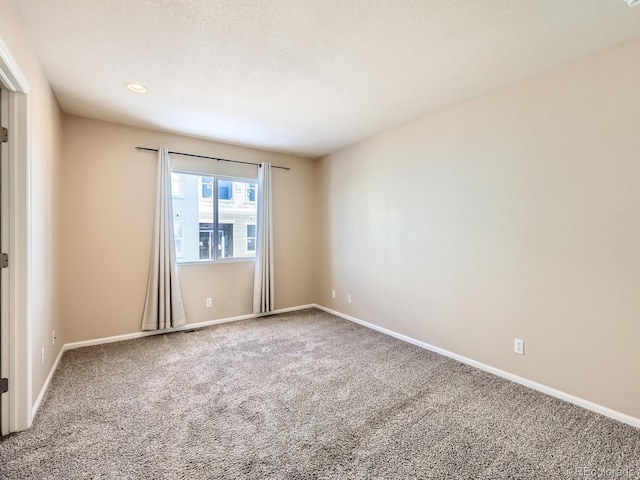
[171,173,258,262]
[246,224,256,252]
[218,180,232,200]
[247,183,257,202]
[201,176,213,199]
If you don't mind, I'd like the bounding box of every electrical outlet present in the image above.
[514,338,524,355]
[206,298,212,308]
[348,294,352,304]
[331,290,335,299]
[52,330,56,346]
[41,347,45,365]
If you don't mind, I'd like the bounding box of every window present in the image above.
[171,172,258,262]
[199,226,213,260]
[246,224,256,252]
[201,176,213,199]
[218,180,232,200]
[247,183,257,202]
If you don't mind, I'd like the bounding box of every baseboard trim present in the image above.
[64,304,316,351]
[36,303,637,429]
[31,346,65,421]
[313,304,640,430]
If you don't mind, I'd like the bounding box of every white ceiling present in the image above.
[12,0,640,158]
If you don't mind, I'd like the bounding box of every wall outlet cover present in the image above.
[514,338,524,355]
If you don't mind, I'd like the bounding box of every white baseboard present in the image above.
[31,304,315,421]
[64,304,316,351]
[35,303,638,430]
[313,304,640,430]
[31,345,65,420]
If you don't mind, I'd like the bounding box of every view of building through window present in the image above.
[171,172,258,262]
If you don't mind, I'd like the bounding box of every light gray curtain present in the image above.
[142,147,187,330]
[253,162,274,313]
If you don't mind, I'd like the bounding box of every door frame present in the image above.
[0,35,32,434]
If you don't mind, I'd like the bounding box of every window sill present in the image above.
[177,257,255,266]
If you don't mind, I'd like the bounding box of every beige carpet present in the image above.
[1,308,639,479]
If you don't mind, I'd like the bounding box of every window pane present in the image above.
[201,176,213,199]
[217,223,233,258]
[246,224,256,252]
[199,230,213,260]
[171,173,210,262]
[218,180,232,200]
[247,183,257,202]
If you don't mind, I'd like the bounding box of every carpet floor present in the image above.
[1,308,639,479]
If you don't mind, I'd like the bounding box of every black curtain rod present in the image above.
[135,147,291,171]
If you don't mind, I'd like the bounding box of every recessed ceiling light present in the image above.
[124,82,147,93]
[625,0,640,6]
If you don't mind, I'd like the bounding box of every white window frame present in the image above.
[171,170,257,264]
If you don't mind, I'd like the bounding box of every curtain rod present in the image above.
[135,147,291,171]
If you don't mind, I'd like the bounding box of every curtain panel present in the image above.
[142,147,187,330]
[253,162,275,313]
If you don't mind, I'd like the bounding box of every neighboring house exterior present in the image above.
[172,173,257,262]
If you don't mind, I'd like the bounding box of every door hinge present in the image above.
[0,253,7,269]
[1,127,7,143]
[0,378,7,395]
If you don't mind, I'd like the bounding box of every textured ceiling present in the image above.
[11,0,640,157]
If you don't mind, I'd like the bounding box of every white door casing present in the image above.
[0,34,32,434]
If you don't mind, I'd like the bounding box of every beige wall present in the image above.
[0,1,64,407]
[60,115,316,343]
[5,0,640,425]
[316,37,640,419]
